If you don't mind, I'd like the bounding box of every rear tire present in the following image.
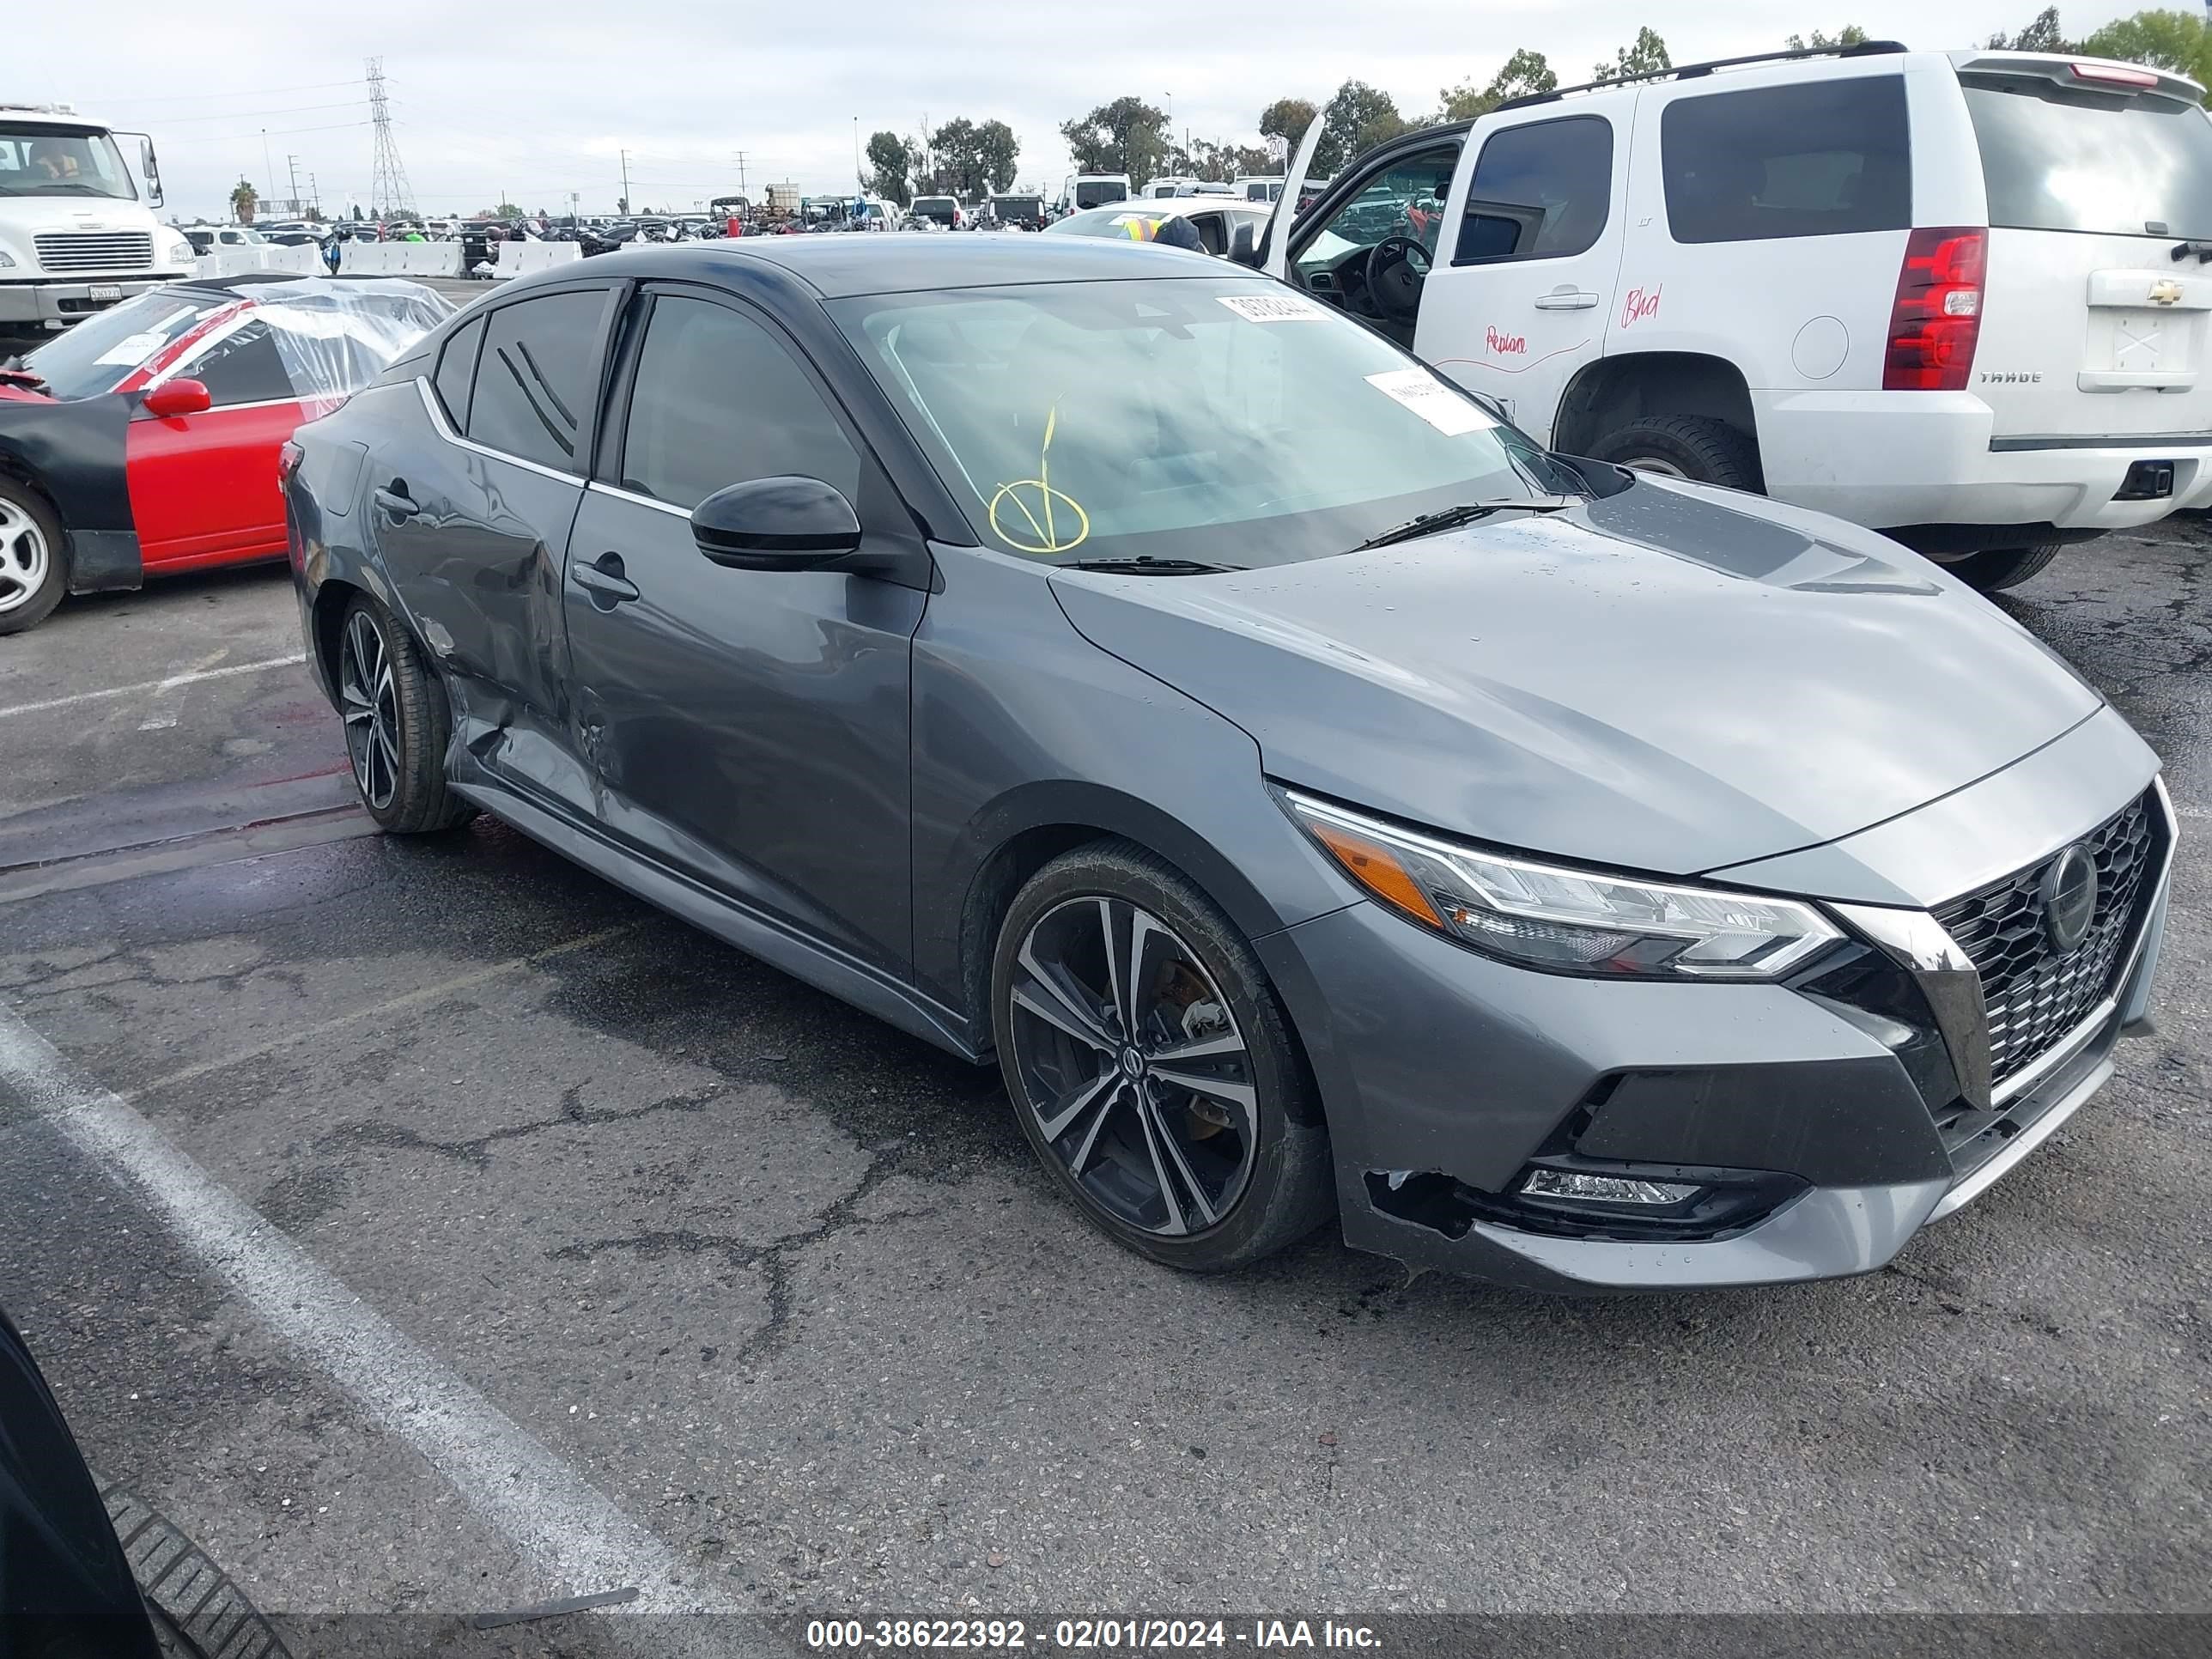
[337,594,477,834]
[0,477,68,637]
[1590,415,1764,492]
[1941,541,2064,592]
[992,841,1334,1273]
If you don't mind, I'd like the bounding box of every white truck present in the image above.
[0,104,191,336]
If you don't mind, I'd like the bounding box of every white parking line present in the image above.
[138,650,235,732]
[0,1005,707,1613]
[0,654,307,722]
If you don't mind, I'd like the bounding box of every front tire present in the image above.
[1941,541,2064,592]
[1590,415,1764,491]
[991,842,1334,1272]
[0,477,68,637]
[337,594,475,833]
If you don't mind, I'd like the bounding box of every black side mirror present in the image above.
[1228,221,1258,266]
[691,476,864,570]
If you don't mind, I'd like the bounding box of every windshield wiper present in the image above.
[1061,556,1244,575]
[1350,495,1579,553]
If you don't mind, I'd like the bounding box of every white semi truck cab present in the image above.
[0,105,193,334]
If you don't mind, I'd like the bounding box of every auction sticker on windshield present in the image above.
[1364,367,1496,436]
[1216,293,1328,323]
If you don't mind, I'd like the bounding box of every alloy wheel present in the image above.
[0,498,51,616]
[1006,896,1259,1237]
[1624,455,1687,479]
[339,609,401,811]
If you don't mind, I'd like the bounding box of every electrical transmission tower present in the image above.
[365,58,415,218]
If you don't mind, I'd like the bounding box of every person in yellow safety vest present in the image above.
[1119,212,1208,255]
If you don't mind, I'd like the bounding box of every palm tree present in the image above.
[230,179,258,224]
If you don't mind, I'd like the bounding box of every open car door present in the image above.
[1258,113,1328,282]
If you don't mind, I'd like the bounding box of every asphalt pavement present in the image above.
[0,526,2205,1642]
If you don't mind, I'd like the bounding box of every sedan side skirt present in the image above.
[451,777,987,1064]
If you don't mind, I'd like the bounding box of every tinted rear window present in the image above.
[1964,80,2212,239]
[1076,180,1128,208]
[1662,76,1911,244]
[466,289,606,472]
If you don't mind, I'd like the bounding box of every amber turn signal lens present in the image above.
[1307,819,1444,928]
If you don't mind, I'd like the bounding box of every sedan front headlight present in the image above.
[1282,790,1841,981]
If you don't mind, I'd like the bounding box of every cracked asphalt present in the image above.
[0,528,2205,1635]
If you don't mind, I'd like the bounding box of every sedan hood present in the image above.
[1048,478,2101,876]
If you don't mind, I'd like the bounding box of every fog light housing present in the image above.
[1520,1170,1701,1206]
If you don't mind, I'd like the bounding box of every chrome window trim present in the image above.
[414,374,584,486]
[585,479,689,520]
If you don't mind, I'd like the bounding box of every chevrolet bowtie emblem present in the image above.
[2149,278,2185,306]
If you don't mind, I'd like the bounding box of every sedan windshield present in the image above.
[21,290,219,398]
[829,276,1572,567]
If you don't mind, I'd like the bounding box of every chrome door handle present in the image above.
[1534,289,1601,311]
[572,554,640,605]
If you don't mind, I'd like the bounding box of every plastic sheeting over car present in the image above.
[223,278,453,410]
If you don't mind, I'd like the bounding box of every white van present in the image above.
[1265,44,2212,590]
[0,105,191,334]
[1060,173,1133,214]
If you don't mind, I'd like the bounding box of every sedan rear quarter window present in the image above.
[432,315,484,427]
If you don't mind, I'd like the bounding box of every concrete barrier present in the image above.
[492,240,585,280]
[336,241,405,276]
[401,241,465,278]
[192,244,326,280]
[337,241,465,278]
[260,242,328,276]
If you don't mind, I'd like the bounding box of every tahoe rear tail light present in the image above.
[277,439,305,482]
[1884,227,1986,392]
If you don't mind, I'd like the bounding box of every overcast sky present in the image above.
[14,0,2165,220]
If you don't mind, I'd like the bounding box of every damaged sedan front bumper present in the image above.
[1255,780,2175,1294]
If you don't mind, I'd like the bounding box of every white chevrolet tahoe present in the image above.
[1265,43,2212,590]
[0,105,191,337]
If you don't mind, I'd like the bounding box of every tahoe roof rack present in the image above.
[1498,39,1908,111]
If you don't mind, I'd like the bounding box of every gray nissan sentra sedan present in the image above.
[283,237,2173,1291]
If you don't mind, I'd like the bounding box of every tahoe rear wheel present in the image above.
[0,479,67,637]
[992,842,1334,1272]
[1590,414,1764,492]
[337,594,476,834]
[1940,541,2065,593]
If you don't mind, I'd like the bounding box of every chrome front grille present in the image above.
[33,231,155,273]
[1933,792,2162,1087]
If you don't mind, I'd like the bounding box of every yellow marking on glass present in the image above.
[988,400,1090,555]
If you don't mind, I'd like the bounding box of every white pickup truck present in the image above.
[0,104,193,336]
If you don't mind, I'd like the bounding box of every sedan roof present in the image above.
[580,234,1237,298]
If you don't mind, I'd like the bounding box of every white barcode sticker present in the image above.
[1364,368,1496,435]
[1217,293,1328,323]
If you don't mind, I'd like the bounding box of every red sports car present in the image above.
[0,274,449,635]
